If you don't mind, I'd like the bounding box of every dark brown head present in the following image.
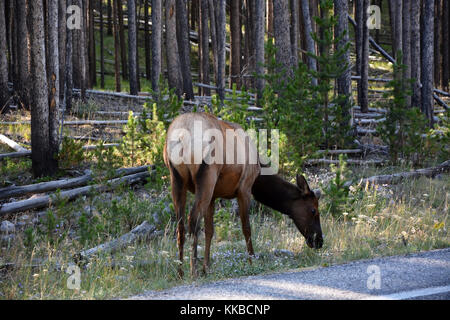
[290,175,323,249]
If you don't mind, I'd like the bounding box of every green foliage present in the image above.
[322,154,354,218]
[57,137,85,169]
[378,52,448,166]
[89,141,122,181]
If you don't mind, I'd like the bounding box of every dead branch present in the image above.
[0,134,28,152]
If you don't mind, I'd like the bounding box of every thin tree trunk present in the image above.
[144,0,150,81]
[300,0,317,86]
[290,0,299,67]
[230,0,241,89]
[128,0,138,95]
[58,0,67,100]
[243,0,254,89]
[0,0,9,112]
[88,0,96,87]
[335,0,351,111]
[208,0,218,83]
[215,0,226,101]
[176,0,195,100]
[402,0,411,107]
[388,0,396,57]
[267,0,273,38]
[151,0,162,92]
[410,0,421,108]
[434,0,441,88]
[199,0,210,95]
[273,0,293,81]
[48,0,60,172]
[100,0,105,88]
[254,0,264,99]
[394,0,402,60]
[165,0,183,97]
[357,0,370,113]
[64,0,73,112]
[441,0,449,90]
[113,0,121,92]
[29,0,52,177]
[107,0,113,35]
[15,0,30,110]
[421,0,435,126]
[117,0,127,80]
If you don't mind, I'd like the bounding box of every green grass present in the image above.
[1,165,448,299]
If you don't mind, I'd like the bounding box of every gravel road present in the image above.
[129,248,450,300]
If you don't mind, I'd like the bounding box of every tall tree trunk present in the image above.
[290,0,299,67]
[176,0,195,100]
[394,0,402,60]
[402,0,411,107]
[144,0,151,81]
[107,0,113,35]
[0,0,9,112]
[117,0,127,80]
[208,0,218,83]
[151,0,162,92]
[199,0,210,95]
[87,0,96,88]
[335,0,351,109]
[356,0,369,112]
[388,0,396,57]
[441,0,448,90]
[58,0,67,100]
[410,0,421,108]
[135,1,140,93]
[421,0,435,126]
[113,0,121,91]
[15,0,30,110]
[254,0,265,99]
[127,0,138,95]
[165,0,183,97]
[267,0,274,38]
[29,0,52,177]
[215,0,226,101]
[243,0,254,89]
[64,0,73,112]
[273,0,293,81]
[300,0,317,86]
[434,0,441,88]
[47,0,59,172]
[100,0,105,88]
[74,0,86,100]
[230,0,241,89]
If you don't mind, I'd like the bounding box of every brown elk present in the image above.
[163,112,323,277]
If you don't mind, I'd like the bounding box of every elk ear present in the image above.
[296,174,311,196]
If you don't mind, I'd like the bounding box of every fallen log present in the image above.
[433,94,449,110]
[306,159,385,166]
[317,149,362,155]
[353,140,389,156]
[0,171,151,216]
[355,118,386,125]
[354,112,385,119]
[74,221,159,263]
[0,134,28,152]
[346,160,450,187]
[0,165,151,201]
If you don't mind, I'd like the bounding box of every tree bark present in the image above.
[64,0,73,112]
[87,0,96,87]
[176,0,195,100]
[144,0,151,81]
[47,0,60,173]
[215,0,226,101]
[267,0,274,37]
[254,0,265,99]
[0,0,10,112]
[199,0,210,95]
[165,0,183,97]
[208,0,218,83]
[127,0,138,95]
[15,0,30,110]
[113,0,122,92]
[356,0,369,112]
[410,0,421,108]
[300,0,317,86]
[29,0,52,177]
[388,0,396,57]
[273,0,293,81]
[117,0,128,80]
[421,0,435,125]
[58,0,67,100]
[394,0,402,60]
[434,0,441,88]
[151,0,162,92]
[402,0,411,107]
[230,0,241,89]
[335,0,351,112]
[441,0,449,91]
[290,0,299,67]
[100,0,105,88]
[107,0,113,35]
